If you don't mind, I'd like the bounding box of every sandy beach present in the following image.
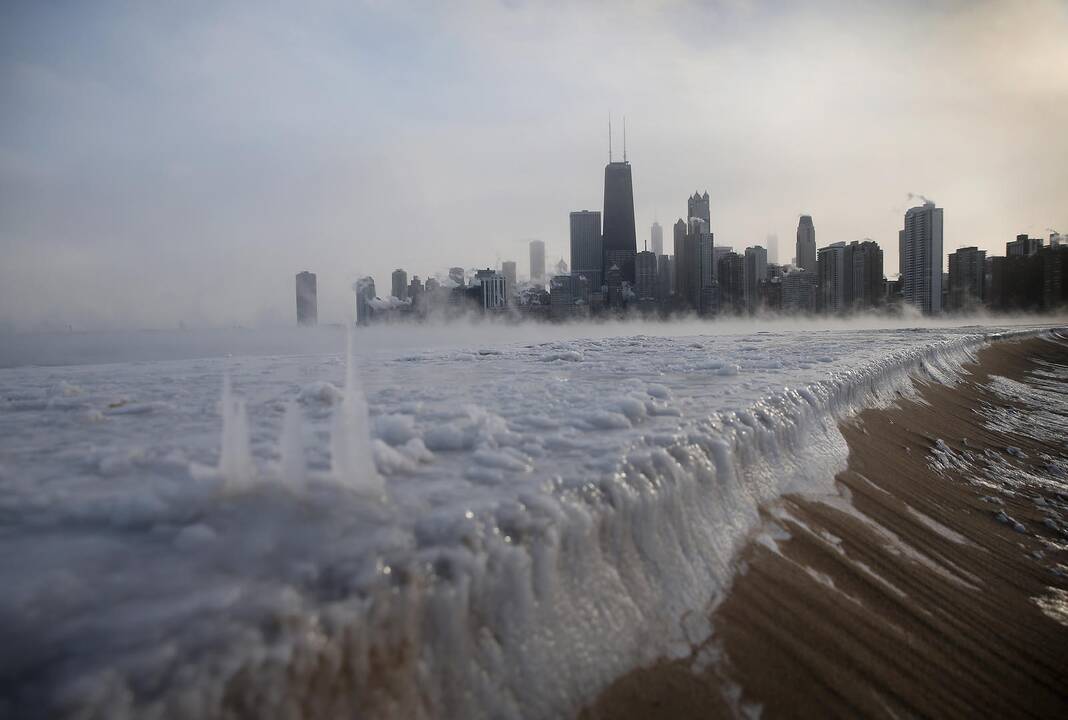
[583,331,1068,719]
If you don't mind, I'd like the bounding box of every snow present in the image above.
[0,321,1059,719]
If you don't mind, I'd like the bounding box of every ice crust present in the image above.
[0,324,1048,719]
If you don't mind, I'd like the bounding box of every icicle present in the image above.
[331,329,384,495]
[218,374,255,491]
[279,401,306,490]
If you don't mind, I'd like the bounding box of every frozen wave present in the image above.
[0,324,1055,719]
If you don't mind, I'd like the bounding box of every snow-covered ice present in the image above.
[0,321,1056,719]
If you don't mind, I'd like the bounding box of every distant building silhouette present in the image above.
[718,252,745,314]
[766,233,780,265]
[743,246,767,313]
[818,243,850,313]
[391,269,408,300]
[635,250,658,300]
[948,247,986,310]
[570,211,602,285]
[712,245,732,285]
[603,161,637,283]
[656,254,673,300]
[449,267,465,287]
[851,240,884,309]
[782,269,818,313]
[901,202,943,314]
[354,276,376,326]
[796,215,817,272]
[1007,234,1042,257]
[295,271,317,326]
[688,191,711,226]
[650,222,664,257]
[474,269,506,310]
[550,275,574,319]
[529,240,546,284]
[501,260,517,298]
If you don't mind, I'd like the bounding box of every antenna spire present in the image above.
[623,116,627,162]
[608,115,613,163]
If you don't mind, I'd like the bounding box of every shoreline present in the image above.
[582,332,1068,718]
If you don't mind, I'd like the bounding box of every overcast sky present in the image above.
[2,0,1066,330]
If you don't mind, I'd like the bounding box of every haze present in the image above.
[2,0,1066,332]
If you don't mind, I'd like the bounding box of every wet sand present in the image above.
[582,333,1068,719]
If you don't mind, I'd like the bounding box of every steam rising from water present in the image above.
[330,329,383,494]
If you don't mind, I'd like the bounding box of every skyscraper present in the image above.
[947,246,986,310]
[851,240,884,309]
[529,240,546,284]
[353,276,375,326]
[766,233,780,265]
[391,269,408,300]
[796,215,816,272]
[501,260,517,298]
[650,222,664,257]
[718,252,745,314]
[657,255,673,300]
[901,202,944,314]
[782,270,818,313]
[1007,234,1042,257]
[295,271,317,326]
[673,218,692,302]
[570,211,602,284]
[817,243,849,313]
[743,246,767,313]
[635,250,658,300]
[688,191,710,225]
[603,161,637,283]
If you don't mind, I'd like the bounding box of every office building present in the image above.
[947,247,986,310]
[796,215,817,272]
[550,275,574,319]
[657,255,673,300]
[570,210,602,285]
[712,246,732,285]
[635,250,658,300]
[295,271,317,326]
[718,252,745,314]
[851,240,884,309]
[529,240,546,283]
[817,242,850,313]
[743,246,767,313]
[603,160,637,283]
[391,269,408,300]
[688,191,711,225]
[501,261,517,298]
[766,233,780,264]
[474,269,506,310]
[1007,234,1042,257]
[901,202,944,313]
[782,269,818,313]
[354,276,376,326]
[650,222,664,257]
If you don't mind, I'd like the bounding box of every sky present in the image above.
[1,0,1066,331]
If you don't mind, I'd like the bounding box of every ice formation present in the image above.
[0,323,1059,719]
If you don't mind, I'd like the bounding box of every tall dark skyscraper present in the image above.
[603,160,637,283]
[295,271,317,326]
[687,191,710,225]
[569,211,602,284]
[796,215,816,271]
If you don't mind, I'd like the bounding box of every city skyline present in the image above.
[2,1,1066,330]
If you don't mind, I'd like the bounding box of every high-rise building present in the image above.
[782,269,818,313]
[1007,234,1042,257]
[295,271,317,326]
[391,269,408,300]
[851,240,884,309]
[549,275,574,319]
[474,269,506,310]
[603,161,637,283]
[947,246,986,310]
[449,267,465,287]
[712,246,732,285]
[688,191,711,226]
[650,222,664,257]
[766,233,780,264]
[353,276,376,326]
[817,242,850,313]
[743,246,767,313]
[673,218,693,303]
[1051,232,1065,248]
[529,240,546,284]
[635,250,658,300]
[901,202,944,314]
[717,252,745,314]
[570,211,602,285]
[796,215,817,272]
[501,261,517,298]
[657,255,673,300]
[672,216,714,311]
